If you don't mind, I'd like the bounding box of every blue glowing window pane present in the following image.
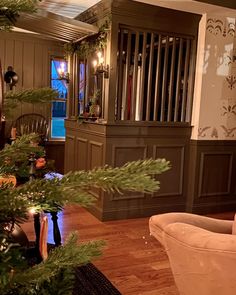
[51,60,68,99]
[51,100,66,139]
[51,80,67,99]
[52,101,66,117]
[51,118,65,138]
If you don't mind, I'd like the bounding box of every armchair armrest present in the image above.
[149,212,233,246]
[164,222,236,252]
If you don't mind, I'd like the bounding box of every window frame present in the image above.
[49,56,68,140]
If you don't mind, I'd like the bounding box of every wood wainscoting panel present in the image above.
[75,137,88,171]
[64,135,75,173]
[88,141,104,170]
[87,141,104,208]
[45,141,65,174]
[188,140,236,214]
[198,152,233,198]
[111,145,147,200]
[153,144,185,197]
[112,145,148,167]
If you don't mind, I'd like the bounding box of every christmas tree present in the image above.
[0,133,170,294]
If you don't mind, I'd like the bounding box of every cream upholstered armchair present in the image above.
[149,212,236,295]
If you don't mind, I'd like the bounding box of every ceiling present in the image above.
[135,0,236,16]
[16,9,98,42]
[37,0,236,18]
[38,0,101,18]
[14,0,236,42]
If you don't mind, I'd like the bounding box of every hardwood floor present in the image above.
[21,206,234,295]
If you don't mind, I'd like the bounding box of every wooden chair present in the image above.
[14,113,49,142]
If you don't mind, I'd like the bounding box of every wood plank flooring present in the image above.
[21,206,234,295]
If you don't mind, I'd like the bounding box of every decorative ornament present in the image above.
[226,75,236,90]
[4,66,18,90]
[36,157,46,169]
[221,125,236,137]
[226,55,236,65]
[206,18,224,35]
[206,18,235,37]
[198,126,211,137]
[0,174,16,187]
[221,103,236,116]
[211,127,218,138]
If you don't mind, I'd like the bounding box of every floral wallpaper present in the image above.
[193,15,236,140]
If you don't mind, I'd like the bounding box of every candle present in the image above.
[92,60,98,68]
[39,215,48,261]
[11,127,16,139]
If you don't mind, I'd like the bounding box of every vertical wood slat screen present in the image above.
[153,34,162,121]
[174,38,183,122]
[117,28,124,120]
[131,31,140,121]
[181,39,191,122]
[167,37,176,121]
[160,36,169,122]
[116,26,195,123]
[146,32,154,121]
[139,32,147,121]
[124,31,131,120]
[185,39,197,123]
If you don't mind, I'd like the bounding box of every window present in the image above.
[78,61,86,115]
[50,57,68,139]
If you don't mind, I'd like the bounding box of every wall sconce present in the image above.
[57,62,69,83]
[92,52,109,79]
[4,66,18,90]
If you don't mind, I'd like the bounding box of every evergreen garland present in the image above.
[0,0,40,31]
[64,20,110,58]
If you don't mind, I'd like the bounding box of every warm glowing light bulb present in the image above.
[60,62,65,72]
[97,52,104,65]
[29,207,36,214]
[100,57,104,64]
[93,60,98,68]
[58,62,65,77]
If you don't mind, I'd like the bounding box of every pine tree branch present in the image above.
[0,133,44,176]
[0,159,170,223]
[62,158,171,193]
[5,87,58,104]
[4,88,58,118]
[3,233,105,295]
